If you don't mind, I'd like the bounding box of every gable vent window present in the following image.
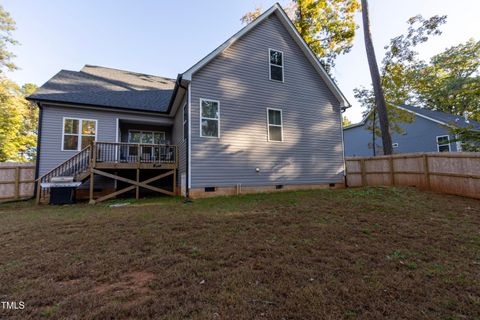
[436,135,451,152]
[269,49,284,82]
[200,99,220,138]
[267,108,283,142]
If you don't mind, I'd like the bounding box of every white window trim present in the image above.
[61,117,97,151]
[199,98,220,138]
[127,130,166,144]
[183,102,188,142]
[267,108,284,142]
[436,135,451,152]
[269,48,284,83]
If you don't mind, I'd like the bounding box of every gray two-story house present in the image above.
[344,104,480,157]
[28,3,349,202]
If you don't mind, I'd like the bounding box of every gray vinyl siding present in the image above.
[344,115,459,157]
[172,97,187,190]
[189,14,344,188]
[38,104,173,176]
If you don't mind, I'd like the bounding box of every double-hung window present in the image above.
[436,135,450,152]
[267,108,283,142]
[200,99,220,138]
[269,49,284,82]
[62,118,96,151]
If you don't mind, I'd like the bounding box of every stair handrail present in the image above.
[36,144,92,183]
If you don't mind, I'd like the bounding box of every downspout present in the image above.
[186,83,192,199]
[339,103,348,187]
[168,74,191,199]
[177,81,190,200]
[372,108,376,156]
[33,103,43,197]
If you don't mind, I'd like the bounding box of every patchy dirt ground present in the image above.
[0,187,479,319]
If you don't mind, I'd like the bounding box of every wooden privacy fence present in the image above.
[345,152,480,199]
[0,162,35,202]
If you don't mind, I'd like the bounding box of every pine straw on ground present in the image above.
[0,187,479,319]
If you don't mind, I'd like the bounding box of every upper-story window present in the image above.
[267,108,283,142]
[436,135,450,152]
[269,49,284,82]
[200,99,220,138]
[62,118,97,151]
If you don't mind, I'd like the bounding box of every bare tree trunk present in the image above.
[361,0,393,155]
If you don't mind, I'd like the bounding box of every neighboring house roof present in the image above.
[28,65,176,113]
[344,104,480,131]
[182,3,350,109]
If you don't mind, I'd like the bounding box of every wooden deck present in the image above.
[37,142,178,204]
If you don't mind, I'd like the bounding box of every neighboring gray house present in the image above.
[344,105,480,157]
[28,3,350,201]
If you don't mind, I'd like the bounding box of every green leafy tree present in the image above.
[354,14,447,154]
[413,39,480,120]
[241,0,360,73]
[0,5,38,161]
[450,126,480,152]
[356,12,480,153]
[0,80,37,161]
[413,39,480,151]
[342,115,352,127]
[0,4,18,73]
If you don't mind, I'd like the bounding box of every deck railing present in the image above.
[94,142,177,166]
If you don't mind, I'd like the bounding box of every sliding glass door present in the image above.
[128,130,166,161]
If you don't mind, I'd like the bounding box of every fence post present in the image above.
[14,167,20,200]
[389,156,395,186]
[423,154,430,189]
[360,159,367,187]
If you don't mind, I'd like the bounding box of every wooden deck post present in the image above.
[136,169,140,200]
[423,154,431,189]
[36,180,41,204]
[92,143,97,167]
[89,168,95,204]
[173,169,177,195]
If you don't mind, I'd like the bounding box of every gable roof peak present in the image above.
[181,2,349,109]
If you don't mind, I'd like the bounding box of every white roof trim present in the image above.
[394,105,449,127]
[182,3,350,108]
[343,105,451,130]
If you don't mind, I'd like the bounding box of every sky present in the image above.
[3,0,479,122]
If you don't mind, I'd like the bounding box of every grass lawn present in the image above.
[0,187,479,319]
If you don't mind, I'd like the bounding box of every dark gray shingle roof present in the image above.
[400,105,480,130]
[28,65,176,113]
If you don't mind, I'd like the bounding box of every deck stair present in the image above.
[36,145,92,204]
